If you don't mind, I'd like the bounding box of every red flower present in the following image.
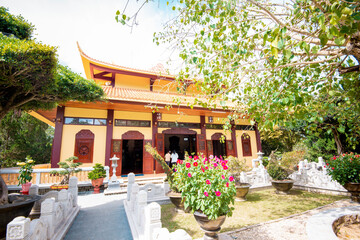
[215,191,221,196]
[204,191,209,197]
[205,166,209,170]
[223,166,228,170]
[221,175,225,180]
[186,163,191,168]
[213,163,218,167]
[332,167,335,170]
[188,173,192,177]
[333,156,336,160]
[193,162,198,167]
[194,156,199,160]
[229,176,234,182]
[326,163,329,166]
[226,182,229,187]
[201,167,205,173]
[221,162,226,166]
[177,160,183,164]
[206,179,211,185]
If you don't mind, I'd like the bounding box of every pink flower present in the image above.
[221,162,226,166]
[221,175,225,180]
[205,166,208,170]
[213,163,218,167]
[201,167,205,173]
[193,162,198,167]
[177,160,183,164]
[188,173,192,177]
[333,156,336,160]
[229,176,234,182]
[223,166,228,170]
[186,163,191,168]
[215,191,221,196]
[194,156,199,160]
[174,168,177,172]
[189,156,192,159]
[226,182,229,187]
[204,191,209,197]
[206,179,211,185]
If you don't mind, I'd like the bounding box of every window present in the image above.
[206,124,223,129]
[236,125,255,131]
[158,121,200,129]
[241,133,252,157]
[114,119,151,127]
[64,117,107,126]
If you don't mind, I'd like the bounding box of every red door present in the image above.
[143,140,153,174]
[155,133,165,173]
[74,130,94,163]
[110,139,122,176]
[196,134,207,157]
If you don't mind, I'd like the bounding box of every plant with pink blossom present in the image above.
[175,154,236,220]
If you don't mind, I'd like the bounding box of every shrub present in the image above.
[326,153,360,186]
[17,157,34,185]
[88,163,106,180]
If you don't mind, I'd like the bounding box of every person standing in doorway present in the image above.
[165,151,171,168]
[171,150,178,168]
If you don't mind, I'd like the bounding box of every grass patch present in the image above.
[161,189,347,239]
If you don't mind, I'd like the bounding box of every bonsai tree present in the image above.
[88,163,106,180]
[50,156,82,185]
[226,156,249,185]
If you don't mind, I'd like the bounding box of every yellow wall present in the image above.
[152,79,178,94]
[113,111,152,139]
[65,107,107,118]
[115,74,149,90]
[60,125,107,167]
[162,113,200,123]
[235,130,258,166]
[158,128,201,135]
[205,129,232,140]
[235,118,252,125]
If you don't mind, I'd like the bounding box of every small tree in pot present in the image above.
[50,156,82,189]
[226,156,251,201]
[88,163,107,194]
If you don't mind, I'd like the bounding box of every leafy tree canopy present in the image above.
[118,0,360,153]
[0,7,34,40]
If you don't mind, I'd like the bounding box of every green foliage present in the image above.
[88,163,107,180]
[0,111,53,168]
[50,156,82,185]
[176,155,236,220]
[267,150,302,180]
[17,156,34,185]
[0,7,34,40]
[326,153,360,185]
[226,156,249,184]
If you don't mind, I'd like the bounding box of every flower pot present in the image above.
[235,183,251,201]
[91,178,104,194]
[193,211,226,240]
[166,191,189,212]
[343,182,360,203]
[21,182,32,195]
[271,180,294,194]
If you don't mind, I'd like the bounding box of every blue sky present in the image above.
[1,0,179,76]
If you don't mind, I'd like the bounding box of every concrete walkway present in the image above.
[64,193,132,240]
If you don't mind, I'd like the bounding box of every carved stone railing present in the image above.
[6,177,80,240]
[124,174,191,240]
[0,166,109,186]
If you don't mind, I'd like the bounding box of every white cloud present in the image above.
[2,0,180,76]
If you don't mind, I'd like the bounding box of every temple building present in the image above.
[30,44,262,175]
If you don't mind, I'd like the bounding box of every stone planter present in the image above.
[271,180,294,194]
[166,191,186,212]
[0,194,40,238]
[235,183,251,201]
[193,211,226,240]
[21,182,32,195]
[91,178,104,194]
[343,182,360,203]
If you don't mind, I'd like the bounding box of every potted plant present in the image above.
[176,154,236,240]
[226,156,251,201]
[326,153,360,203]
[88,163,107,194]
[50,156,82,190]
[267,151,302,194]
[17,157,35,195]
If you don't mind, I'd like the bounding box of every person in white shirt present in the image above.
[171,150,178,167]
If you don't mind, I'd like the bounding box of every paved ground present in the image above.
[64,193,132,240]
[219,199,359,240]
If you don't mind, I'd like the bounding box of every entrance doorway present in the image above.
[212,140,226,159]
[121,140,143,174]
[165,134,196,160]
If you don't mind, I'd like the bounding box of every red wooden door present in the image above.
[143,140,153,174]
[226,140,235,157]
[74,130,94,163]
[196,134,207,157]
[207,140,213,157]
[155,133,165,173]
[110,139,122,176]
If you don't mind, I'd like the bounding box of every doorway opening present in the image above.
[212,140,226,159]
[122,140,143,174]
[165,134,196,160]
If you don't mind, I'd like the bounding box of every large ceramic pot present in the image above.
[193,211,226,240]
[271,179,294,194]
[91,178,104,194]
[0,194,40,238]
[343,182,360,203]
[21,182,32,195]
[235,183,251,201]
[166,191,185,211]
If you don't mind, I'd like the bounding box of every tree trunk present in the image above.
[332,128,343,155]
[0,175,9,205]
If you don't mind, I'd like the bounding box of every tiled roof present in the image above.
[102,86,232,109]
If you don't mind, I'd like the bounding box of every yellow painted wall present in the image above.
[205,117,229,124]
[206,129,232,140]
[162,113,200,123]
[113,111,152,139]
[60,125,107,167]
[115,74,149,90]
[153,79,178,94]
[235,130,258,166]
[65,107,107,118]
[235,119,252,125]
[158,128,201,134]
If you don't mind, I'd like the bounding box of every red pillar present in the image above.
[254,123,262,152]
[105,109,114,167]
[231,121,238,157]
[51,106,65,168]
[152,112,158,171]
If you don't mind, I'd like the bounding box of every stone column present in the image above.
[144,202,162,240]
[6,217,30,240]
[130,183,139,213]
[29,184,39,195]
[40,198,56,237]
[68,176,78,207]
[137,190,147,229]
[127,173,135,201]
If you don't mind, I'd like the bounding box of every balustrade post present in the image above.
[144,202,161,240]
[137,190,147,229]
[40,198,56,238]
[6,217,30,240]
[68,176,78,207]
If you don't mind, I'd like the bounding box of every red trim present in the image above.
[152,112,158,171]
[122,130,144,140]
[211,133,225,141]
[162,128,197,135]
[51,106,64,168]
[200,115,206,135]
[231,122,238,157]
[254,123,262,152]
[105,109,114,167]
[150,78,155,91]
[241,133,252,157]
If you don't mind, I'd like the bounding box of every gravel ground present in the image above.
[218,199,359,240]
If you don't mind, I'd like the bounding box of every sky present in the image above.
[1,0,179,77]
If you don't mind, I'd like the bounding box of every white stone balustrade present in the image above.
[6,177,80,240]
[124,173,191,240]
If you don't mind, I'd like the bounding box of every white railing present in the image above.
[0,166,110,186]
